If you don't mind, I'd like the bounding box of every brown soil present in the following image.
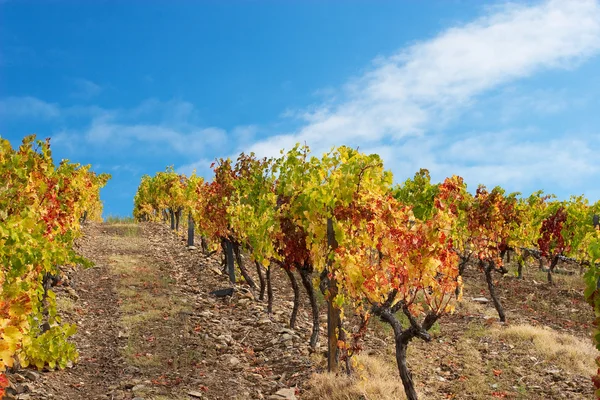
[3,222,598,400]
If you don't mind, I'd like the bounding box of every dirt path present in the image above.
[35,223,133,399]
[4,221,598,400]
[11,222,316,400]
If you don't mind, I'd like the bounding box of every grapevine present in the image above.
[0,135,110,397]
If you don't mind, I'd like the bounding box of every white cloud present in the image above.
[30,98,247,170]
[70,78,103,99]
[177,157,214,178]
[416,130,599,192]
[485,87,570,123]
[127,98,196,124]
[0,96,60,119]
[236,0,600,197]
[79,111,229,157]
[243,0,600,152]
[231,125,259,146]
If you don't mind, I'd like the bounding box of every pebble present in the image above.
[242,291,255,300]
[268,387,297,400]
[472,297,489,303]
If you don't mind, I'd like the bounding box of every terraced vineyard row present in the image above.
[133,145,600,399]
[0,136,109,398]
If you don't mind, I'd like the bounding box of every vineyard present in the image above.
[2,137,600,399]
[0,136,110,397]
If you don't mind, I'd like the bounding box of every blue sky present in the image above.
[2,0,600,217]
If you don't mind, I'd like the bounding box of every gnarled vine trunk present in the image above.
[175,208,182,231]
[338,318,352,375]
[80,210,88,225]
[224,239,236,284]
[299,268,319,349]
[374,306,437,400]
[517,258,524,279]
[456,253,471,296]
[484,261,506,322]
[547,255,559,284]
[325,218,340,373]
[266,263,273,314]
[187,212,194,246]
[255,261,266,301]
[233,242,257,290]
[169,209,175,230]
[284,267,300,329]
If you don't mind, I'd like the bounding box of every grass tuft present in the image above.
[303,354,408,400]
[104,215,136,224]
[492,323,598,375]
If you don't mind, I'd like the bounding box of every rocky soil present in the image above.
[2,221,598,399]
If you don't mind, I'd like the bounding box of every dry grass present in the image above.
[455,297,485,314]
[104,216,136,224]
[526,268,585,289]
[303,354,409,400]
[102,222,141,237]
[443,338,489,399]
[108,254,142,273]
[106,252,196,370]
[56,295,76,314]
[492,323,598,375]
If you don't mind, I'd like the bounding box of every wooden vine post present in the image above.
[170,209,176,230]
[187,212,194,247]
[225,239,236,285]
[326,217,340,373]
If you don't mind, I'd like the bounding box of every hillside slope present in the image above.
[2,222,597,400]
